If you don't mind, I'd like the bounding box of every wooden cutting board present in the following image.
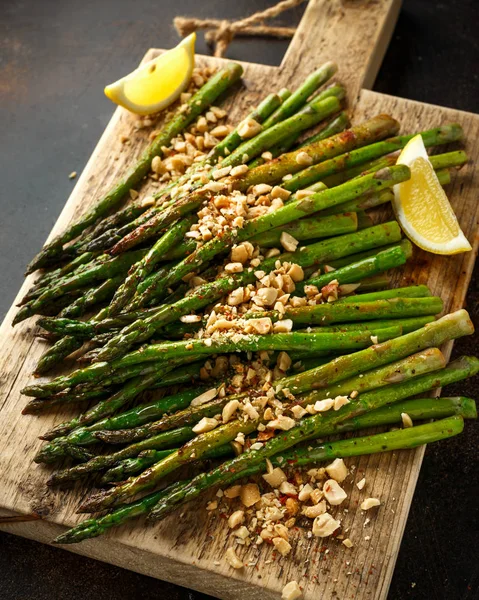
[1,1,479,598]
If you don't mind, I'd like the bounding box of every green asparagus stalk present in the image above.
[34,363,185,464]
[336,285,431,303]
[114,165,409,316]
[253,296,443,327]
[282,125,464,192]
[40,386,205,442]
[102,443,235,484]
[26,63,244,273]
[295,245,408,293]
[297,111,350,148]
[106,394,475,482]
[220,95,341,168]
[236,115,401,189]
[95,347,444,446]
[107,215,196,315]
[262,62,338,128]
[148,414,466,521]
[78,345,448,511]
[47,426,197,486]
[300,316,435,335]
[250,212,358,247]
[15,249,149,324]
[55,415,466,544]
[58,276,125,320]
[282,310,474,395]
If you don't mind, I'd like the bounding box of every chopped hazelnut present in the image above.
[334,395,350,411]
[225,547,243,569]
[282,581,302,600]
[266,415,296,431]
[271,186,292,201]
[361,497,381,510]
[272,536,292,557]
[151,156,166,174]
[224,485,241,499]
[342,538,354,548]
[314,399,334,412]
[224,262,244,274]
[237,118,262,139]
[298,483,314,502]
[263,467,287,488]
[222,399,240,423]
[190,388,218,407]
[290,405,307,419]
[325,458,348,483]
[192,417,219,434]
[295,151,313,166]
[302,501,327,519]
[277,351,292,372]
[240,483,261,507]
[273,319,293,333]
[323,479,348,506]
[279,481,298,496]
[280,231,299,252]
[312,512,341,537]
[244,317,273,335]
[230,164,249,177]
[401,412,413,428]
[356,477,366,490]
[287,263,304,282]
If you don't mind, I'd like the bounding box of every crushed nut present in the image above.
[225,547,243,569]
[361,497,381,510]
[312,512,341,537]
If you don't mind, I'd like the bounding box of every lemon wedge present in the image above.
[104,33,196,116]
[393,134,471,254]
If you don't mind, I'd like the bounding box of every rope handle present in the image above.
[174,0,308,58]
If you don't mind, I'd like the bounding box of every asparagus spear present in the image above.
[55,415,466,544]
[295,245,408,293]
[297,111,350,148]
[248,98,348,170]
[26,63,243,273]
[102,443,235,484]
[46,347,443,484]
[47,426,197,486]
[148,413,466,521]
[219,95,341,169]
[78,345,449,511]
[107,215,196,316]
[261,62,338,128]
[282,310,473,395]
[336,285,431,302]
[102,396,475,483]
[252,296,443,327]
[15,248,149,324]
[282,125,464,192]
[109,162,409,318]
[40,386,205,442]
[235,115,400,190]
[34,362,186,464]
[95,347,444,446]
[300,316,435,335]
[250,212,358,247]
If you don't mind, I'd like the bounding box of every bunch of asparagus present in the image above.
[15,60,477,547]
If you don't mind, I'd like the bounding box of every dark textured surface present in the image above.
[0,1,478,599]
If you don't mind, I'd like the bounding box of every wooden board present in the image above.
[1,1,479,598]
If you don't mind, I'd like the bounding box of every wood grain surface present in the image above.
[1,1,478,598]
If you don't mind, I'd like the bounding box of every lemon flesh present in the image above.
[104,33,196,116]
[393,134,471,255]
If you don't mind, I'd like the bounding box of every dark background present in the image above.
[1,1,478,598]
